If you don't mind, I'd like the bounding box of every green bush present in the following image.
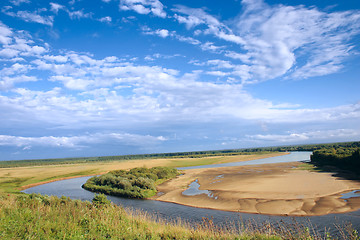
[92,193,111,207]
[83,167,179,199]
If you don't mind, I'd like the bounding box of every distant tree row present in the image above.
[82,167,179,199]
[1,141,359,168]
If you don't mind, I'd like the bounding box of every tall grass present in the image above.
[1,193,358,239]
[0,193,279,239]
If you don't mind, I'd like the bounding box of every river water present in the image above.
[23,152,360,236]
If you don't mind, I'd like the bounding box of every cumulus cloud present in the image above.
[0,22,13,45]
[50,75,93,90]
[0,75,37,90]
[0,27,48,61]
[99,16,112,23]
[0,132,167,149]
[119,0,166,18]
[247,129,360,143]
[155,29,169,38]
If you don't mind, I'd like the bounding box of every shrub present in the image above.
[82,167,179,199]
[92,193,111,207]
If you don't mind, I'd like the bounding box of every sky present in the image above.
[0,0,360,160]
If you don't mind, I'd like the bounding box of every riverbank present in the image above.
[0,152,287,193]
[155,161,360,216]
[2,193,293,239]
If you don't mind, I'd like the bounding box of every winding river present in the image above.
[23,152,360,236]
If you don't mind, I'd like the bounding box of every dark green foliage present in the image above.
[82,167,179,199]
[92,193,111,207]
[310,146,360,177]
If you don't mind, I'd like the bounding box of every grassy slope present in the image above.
[2,193,322,240]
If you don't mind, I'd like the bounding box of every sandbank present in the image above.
[14,152,287,191]
[154,162,360,216]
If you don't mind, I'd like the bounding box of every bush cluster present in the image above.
[310,147,360,176]
[82,167,179,199]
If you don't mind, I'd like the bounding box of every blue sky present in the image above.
[0,0,359,160]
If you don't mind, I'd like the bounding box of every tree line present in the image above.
[310,145,360,177]
[1,141,359,168]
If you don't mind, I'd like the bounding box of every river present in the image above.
[23,152,360,236]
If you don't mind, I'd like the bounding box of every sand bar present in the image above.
[155,162,360,216]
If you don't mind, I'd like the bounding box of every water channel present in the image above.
[23,152,360,236]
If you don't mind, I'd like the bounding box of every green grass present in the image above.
[293,163,320,172]
[39,169,100,182]
[3,193,356,240]
[0,193,287,240]
[0,177,33,194]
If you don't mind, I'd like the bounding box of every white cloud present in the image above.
[206,71,229,77]
[0,132,167,149]
[173,13,204,29]
[43,55,69,63]
[200,42,224,52]
[99,16,112,23]
[0,22,13,45]
[0,48,20,58]
[0,25,48,61]
[50,2,65,14]
[232,0,360,80]
[173,5,245,45]
[247,129,360,143]
[119,0,166,18]
[155,29,169,38]
[0,75,37,90]
[67,9,93,19]
[10,0,30,6]
[206,59,234,69]
[0,63,29,76]
[50,75,93,90]
[2,8,54,26]
[171,1,360,82]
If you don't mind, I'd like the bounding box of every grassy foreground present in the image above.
[3,193,350,240]
[0,193,282,240]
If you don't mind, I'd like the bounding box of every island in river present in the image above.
[154,161,360,216]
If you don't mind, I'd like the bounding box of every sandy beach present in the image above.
[155,162,360,216]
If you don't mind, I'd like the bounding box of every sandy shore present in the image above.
[16,152,287,191]
[154,162,360,216]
